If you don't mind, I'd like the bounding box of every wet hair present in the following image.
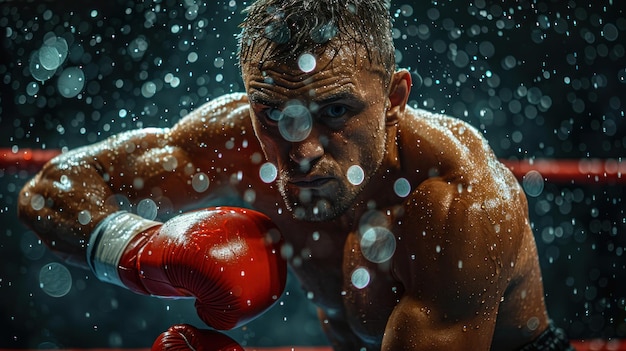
[238,0,395,84]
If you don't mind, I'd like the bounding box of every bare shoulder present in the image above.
[167,92,265,164]
[171,92,251,140]
[400,106,505,184]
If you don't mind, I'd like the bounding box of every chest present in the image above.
[340,232,404,343]
[288,227,404,344]
[278,214,404,343]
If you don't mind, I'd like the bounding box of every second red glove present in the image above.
[152,324,244,351]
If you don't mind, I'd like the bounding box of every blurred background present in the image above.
[1,0,625,348]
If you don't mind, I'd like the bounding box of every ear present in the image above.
[385,69,412,126]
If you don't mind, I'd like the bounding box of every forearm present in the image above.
[382,297,496,351]
[18,148,119,267]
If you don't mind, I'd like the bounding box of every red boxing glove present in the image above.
[151,324,244,351]
[87,207,287,330]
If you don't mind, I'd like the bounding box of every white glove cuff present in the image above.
[87,211,160,287]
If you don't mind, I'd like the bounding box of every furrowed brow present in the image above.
[248,92,282,108]
[314,91,367,108]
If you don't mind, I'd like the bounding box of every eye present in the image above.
[265,108,283,122]
[324,104,348,118]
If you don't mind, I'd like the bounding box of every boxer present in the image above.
[19,0,573,350]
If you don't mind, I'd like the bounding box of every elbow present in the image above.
[17,157,57,231]
[17,176,37,223]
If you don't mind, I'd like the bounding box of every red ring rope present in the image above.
[0,342,622,351]
[1,148,623,184]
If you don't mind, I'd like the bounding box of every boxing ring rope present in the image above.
[0,345,624,351]
[1,147,624,351]
[2,148,624,184]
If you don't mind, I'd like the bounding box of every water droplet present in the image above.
[187,52,198,63]
[47,37,68,63]
[244,189,256,203]
[39,262,72,297]
[192,172,210,192]
[57,67,85,98]
[393,178,411,197]
[618,69,626,84]
[29,51,55,82]
[30,194,45,211]
[526,316,540,331]
[347,165,364,185]
[78,210,92,225]
[128,36,148,60]
[214,57,224,68]
[259,162,278,183]
[522,170,544,197]
[278,102,312,142]
[358,210,389,235]
[137,198,158,220]
[38,45,61,70]
[26,81,39,96]
[281,243,294,259]
[312,231,320,241]
[141,81,157,98]
[185,4,199,21]
[162,155,178,171]
[297,53,316,73]
[360,227,396,263]
[400,4,414,17]
[351,267,370,289]
[602,23,619,42]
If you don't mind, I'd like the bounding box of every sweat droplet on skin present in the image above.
[394,178,411,197]
[30,194,45,211]
[297,53,316,73]
[360,227,396,263]
[347,165,364,185]
[278,103,312,142]
[78,210,92,225]
[351,267,370,289]
[259,162,278,183]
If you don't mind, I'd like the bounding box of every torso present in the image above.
[176,93,548,349]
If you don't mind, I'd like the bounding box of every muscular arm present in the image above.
[382,177,500,349]
[383,122,547,349]
[18,93,264,268]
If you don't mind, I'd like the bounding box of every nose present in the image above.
[289,132,324,172]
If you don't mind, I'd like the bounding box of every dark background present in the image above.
[1,0,625,348]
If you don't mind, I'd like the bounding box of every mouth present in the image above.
[289,176,335,189]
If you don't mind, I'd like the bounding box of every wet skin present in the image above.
[19,45,549,350]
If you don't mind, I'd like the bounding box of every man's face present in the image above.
[243,47,391,221]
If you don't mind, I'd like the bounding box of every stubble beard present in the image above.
[277,168,369,222]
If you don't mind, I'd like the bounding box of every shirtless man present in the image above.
[18,0,573,350]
